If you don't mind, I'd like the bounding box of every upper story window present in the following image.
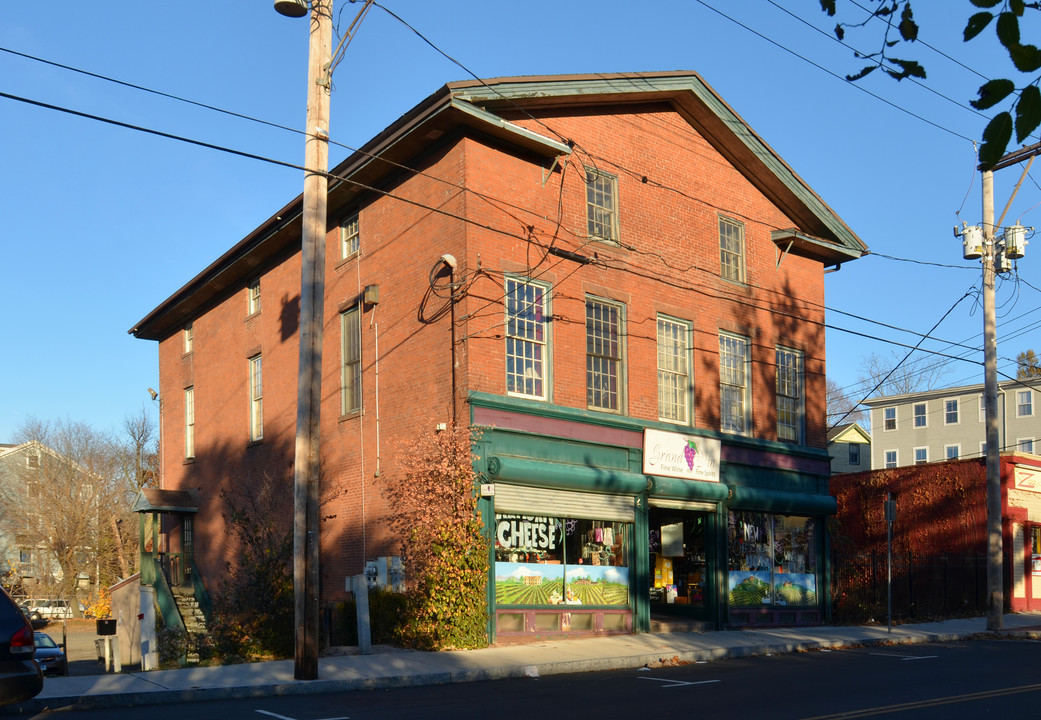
[185,386,195,460]
[1018,390,1033,417]
[979,394,986,422]
[26,454,39,470]
[341,306,362,414]
[945,398,959,425]
[657,316,691,424]
[914,447,928,465]
[340,213,360,260]
[586,297,624,412]
[946,444,960,460]
[248,354,263,442]
[775,347,804,443]
[913,402,927,428]
[884,450,897,469]
[848,444,861,465]
[883,407,896,431]
[183,322,193,354]
[248,278,261,315]
[719,217,746,283]
[585,169,618,243]
[720,332,751,435]
[505,278,549,400]
[1018,438,1036,453]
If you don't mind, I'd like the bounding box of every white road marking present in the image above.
[638,676,721,688]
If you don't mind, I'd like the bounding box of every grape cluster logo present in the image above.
[683,439,698,470]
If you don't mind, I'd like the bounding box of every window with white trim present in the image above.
[183,323,193,354]
[341,306,362,414]
[884,450,897,468]
[657,316,691,423]
[506,278,549,400]
[585,169,618,243]
[248,278,261,315]
[185,387,195,459]
[586,297,624,411]
[340,213,359,260]
[776,347,804,443]
[945,399,959,425]
[945,444,960,460]
[979,394,986,422]
[913,402,927,428]
[719,217,746,283]
[248,354,263,442]
[914,447,928,465]
[720,332,751,435]
[883,407,896,431]
[1018,390,1033,417]
[1018,437,1035,453]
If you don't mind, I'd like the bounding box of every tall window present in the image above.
[849,444,861,465]
[340,213,359,260]
[720,332,750,435]
[945,398,959,424]
[946,444,960,460]
[585,169,618,242]
[184,387,195,459]
[657,316,691,423]
[776,347,804,443]
[248,278,261,315]
[884,450,897,468]
[341,306,362,414]
[1018,390,1033,417]
[248,354,263,441]
[505,278,548,400]
[183,322,193,354]
[883,407,896,431]
[586,297,623,412]
[913,402,927,427]
[719,217,746,283]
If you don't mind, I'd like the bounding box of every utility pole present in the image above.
[276,0,332,680]
[981,169,1002,631]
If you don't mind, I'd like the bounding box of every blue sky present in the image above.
[1,2,1037,441]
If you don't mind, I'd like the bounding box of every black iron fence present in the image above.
[831,552,987,624]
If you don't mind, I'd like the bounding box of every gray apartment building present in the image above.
[864,379,1041,469]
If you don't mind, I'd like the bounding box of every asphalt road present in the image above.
[22,638,1041,719]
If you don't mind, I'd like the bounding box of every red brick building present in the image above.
[130,72,866,638]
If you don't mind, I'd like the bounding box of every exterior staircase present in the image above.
[171,585,208,662]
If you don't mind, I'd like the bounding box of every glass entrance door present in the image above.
[648,507,713,618]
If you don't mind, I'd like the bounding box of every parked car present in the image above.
[21,599,81,621]
[0,588,43,705]
[32,632,66,676]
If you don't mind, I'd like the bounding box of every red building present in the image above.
[130,72,866,638]
[831,453,1041,614]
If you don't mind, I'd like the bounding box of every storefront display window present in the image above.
[727,510,816,607]
[494,514,629,606]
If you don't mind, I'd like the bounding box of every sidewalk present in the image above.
[6,613,1041,715]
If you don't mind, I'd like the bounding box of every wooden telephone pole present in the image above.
[286,0,332,680]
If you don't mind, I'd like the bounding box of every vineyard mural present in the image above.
[495,562,629,606]
[727,510,818,608]
[728,571,817,606]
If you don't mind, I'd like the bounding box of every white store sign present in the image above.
[642,429,721,483]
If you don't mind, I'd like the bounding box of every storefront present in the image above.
[473,394,834,640]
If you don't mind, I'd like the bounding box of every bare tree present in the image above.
[858,351,952,398]
[826,378,867,428]
[0,418,139,607]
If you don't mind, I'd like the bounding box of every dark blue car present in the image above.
[0,588,43,705]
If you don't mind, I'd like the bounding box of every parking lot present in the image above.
[34,619,111,677]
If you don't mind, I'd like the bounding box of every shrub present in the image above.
[383,424,490,650]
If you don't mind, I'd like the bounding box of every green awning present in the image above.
[728,486,837,515]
